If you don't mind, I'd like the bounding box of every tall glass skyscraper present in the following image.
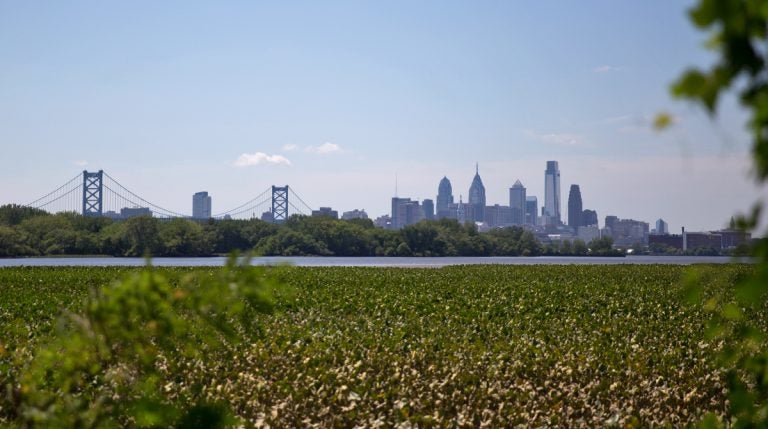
[526,196,538,226]
[544,161,561,225]
[468,164,486,222]
[567,184,583,228]
[436,176,454,219]
[192,191,212,219]
[509,180,526,225]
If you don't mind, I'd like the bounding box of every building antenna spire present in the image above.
[395,172,398,197]
[476,162,479,175]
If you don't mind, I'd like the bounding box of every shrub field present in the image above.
[0,264,757,427]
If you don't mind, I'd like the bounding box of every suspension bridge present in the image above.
[24,170,315,223]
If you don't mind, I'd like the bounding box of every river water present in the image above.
[0,255,751,268]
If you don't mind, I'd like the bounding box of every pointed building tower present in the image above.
[457,195,467,223]
[468,163,486,223]
[436,176,454,219]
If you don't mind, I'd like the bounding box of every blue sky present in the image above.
[0,1,763,231]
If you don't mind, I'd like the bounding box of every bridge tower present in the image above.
[82,170,104,217]
[271,185,289,223]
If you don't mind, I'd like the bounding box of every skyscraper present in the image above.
[509,180,526,225]
[567,184,583,228]
[526,196,538,225]
[422,199,435,220]
[391,197,424,229]
[544,161,561,225]
[582,209,598,227]
[468,164,486,222]
[655,218,668,235]
[192,191,212,219]
[436,176,454,219]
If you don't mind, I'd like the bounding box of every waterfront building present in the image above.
[649,228,751,252]
[655,218,669,235]
[577,225,601,243]
[604,217,650,246]
[509,180,526,225]
[567,184,583,229]
[192,191,212,219]
[544,161,561,225]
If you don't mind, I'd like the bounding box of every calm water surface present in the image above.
[0,255,750,268]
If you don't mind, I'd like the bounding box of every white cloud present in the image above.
[73,160,88,167]
[234,152,291,167]
[306,142,341,154]
[282,144,298,152]
[523,130,585,146]
[593,65,619,73]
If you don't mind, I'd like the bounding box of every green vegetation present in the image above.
[0,204,624,258]
[0,264,757,426]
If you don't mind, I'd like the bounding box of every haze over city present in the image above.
[1,1,764,232]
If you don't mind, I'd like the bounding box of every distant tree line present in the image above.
[0,204,623,257]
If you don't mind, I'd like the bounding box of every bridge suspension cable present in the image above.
[25,174,83,208]
[25,173,82,213]
[102,172,190,218]
[289,188,315,216]
[212,187,272,220]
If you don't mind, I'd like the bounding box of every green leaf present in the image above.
[698,412,721,429]
[722,303,743,321]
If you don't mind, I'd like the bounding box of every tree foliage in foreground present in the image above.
[671,0,768,426]
[13,257,288,428]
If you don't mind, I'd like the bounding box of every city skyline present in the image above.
[0,1,764,232]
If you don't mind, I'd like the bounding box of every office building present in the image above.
[374,214,392,229]
[577,225,601,244]
[436,177,454,219]
[544,161,561,225]
[604,217,649,246]
[391,197,424,229]
[526,196,538,226]
[311,207,338,219]
[468,164,486,223]
[567,184,583,228]
[121,207,152,218]
[422,199,435,220]
[582,209,598,227]
[192,191,212,219]
[341,209,368,220]
[509,180,526,225]
[104,207,152,219]
[655,219,669,235]
[484,204,513,228]
[649,228,751,252]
